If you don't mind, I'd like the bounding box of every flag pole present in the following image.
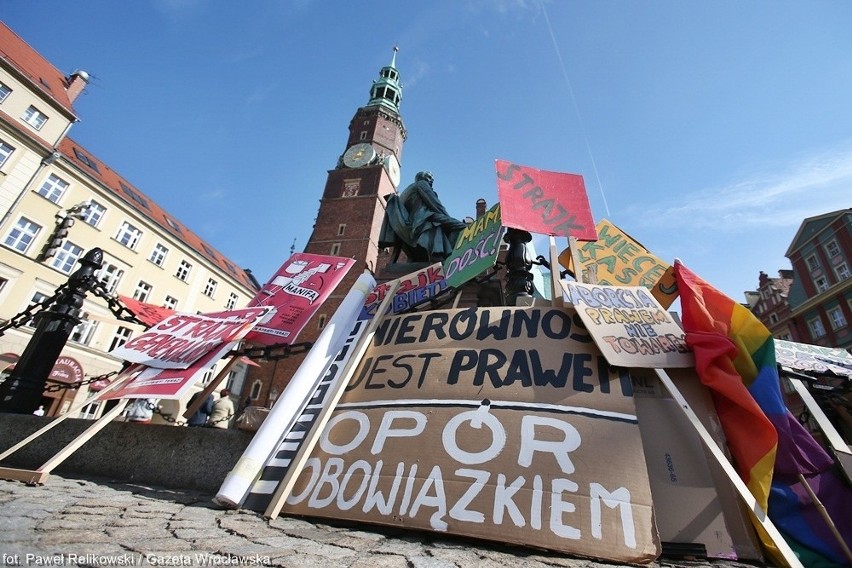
[653,368,804,568]
[550,235,565,305]
[264,281,400,520]
[797,472,852,563]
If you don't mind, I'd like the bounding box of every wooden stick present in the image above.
[653,368,804,568]
[36,398,130,478]
[451,289,463,309]
[182,355,242,419]
[797,473,852,563]
[549,236,564,306]
[786,376,849,455]
[0,365,140,462]
[264,282,400,520]
[568,236,585,283]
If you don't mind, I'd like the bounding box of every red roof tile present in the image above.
[57,137,256,290]
[0,21,77,116]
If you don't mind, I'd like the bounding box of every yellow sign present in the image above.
[559,219,677,308]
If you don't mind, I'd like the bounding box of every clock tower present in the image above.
[243,49,406,406]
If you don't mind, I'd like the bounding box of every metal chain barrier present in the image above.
[44,370,119,393]
[0,283,69,337]
[86,279,146,326]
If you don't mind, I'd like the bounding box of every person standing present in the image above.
[186,390,214,427]
[33,405,45,416]
[126,398,158,424]
[208,389,235,429]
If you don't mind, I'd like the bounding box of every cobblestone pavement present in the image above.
[0,475,767,568]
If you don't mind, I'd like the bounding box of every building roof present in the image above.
[57,136,257,291]
[0,21,77,116]
[785,208,852,257]
[0,20,257,293]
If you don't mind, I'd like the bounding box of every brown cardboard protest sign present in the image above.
[558,219,677,308]
[563,282,694,369]
[283,307,660,564]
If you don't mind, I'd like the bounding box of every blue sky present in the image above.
[3,1,851,301]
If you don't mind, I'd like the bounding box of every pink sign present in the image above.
[109,307,269,369]
[495,159,597,240]
[48,356,84,384]
[104,342,235,400]
[245,253,355,345]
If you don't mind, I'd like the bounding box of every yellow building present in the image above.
[0,23,258,422]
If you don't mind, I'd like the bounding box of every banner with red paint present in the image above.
[495,159,597,240]
[104,341,237,400]
[109,307,269,369]
[246,253,355,345]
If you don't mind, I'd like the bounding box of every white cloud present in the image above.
[637,143,852,232]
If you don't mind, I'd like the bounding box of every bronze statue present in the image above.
[379,171,468,263]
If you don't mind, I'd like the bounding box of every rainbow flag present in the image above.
[675,261,851,566]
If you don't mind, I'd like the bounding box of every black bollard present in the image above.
[503,228,534,306]
[0,248,103,414]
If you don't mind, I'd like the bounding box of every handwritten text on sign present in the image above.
[563,282,693,369]
[495,160,597,240]
[110,307,268,369]
[443,202,503,289]
[284,307,659,564]
[558,219,677,309]
[360,263,447,320]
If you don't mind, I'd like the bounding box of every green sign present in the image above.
[442,203,503,289]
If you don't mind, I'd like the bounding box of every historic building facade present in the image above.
[784,209,851,349]
[745,270,794,340]
[0,23,258,420]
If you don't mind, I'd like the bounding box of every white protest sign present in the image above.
[562,281,693,369]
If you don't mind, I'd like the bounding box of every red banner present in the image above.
[495,159,597,240]
[245,253,355,345]
[118,295,175,327]
[109,307,269,369]
[104,341,236,400]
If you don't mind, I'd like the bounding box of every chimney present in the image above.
[475,198,487,219]
[65,70,90,103]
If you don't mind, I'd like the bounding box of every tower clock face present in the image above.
[342,143,376,168]
[384,154,401,187]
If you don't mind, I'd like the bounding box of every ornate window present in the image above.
[176,260,192,282]
[22,105,48,130]
[37,173,69,203]
[116,221,142,249]
[50,241,83,274]
[149,243,169,266]
[4,217,41,253]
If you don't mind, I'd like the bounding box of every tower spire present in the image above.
[367,46,402,111]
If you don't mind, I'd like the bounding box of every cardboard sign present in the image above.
[558,219,677,309]
[562,282,693,369]
[360,263,446,320]
[443,203,503,289]
[775,339,852,377]
[495,159,597,240]
[110,307,269,369]
[246,253,355,345]
[104,341,236,400]
[283,307,659,564]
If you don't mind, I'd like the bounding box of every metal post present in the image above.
[503,228,534,306]
[0,248,103,414]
